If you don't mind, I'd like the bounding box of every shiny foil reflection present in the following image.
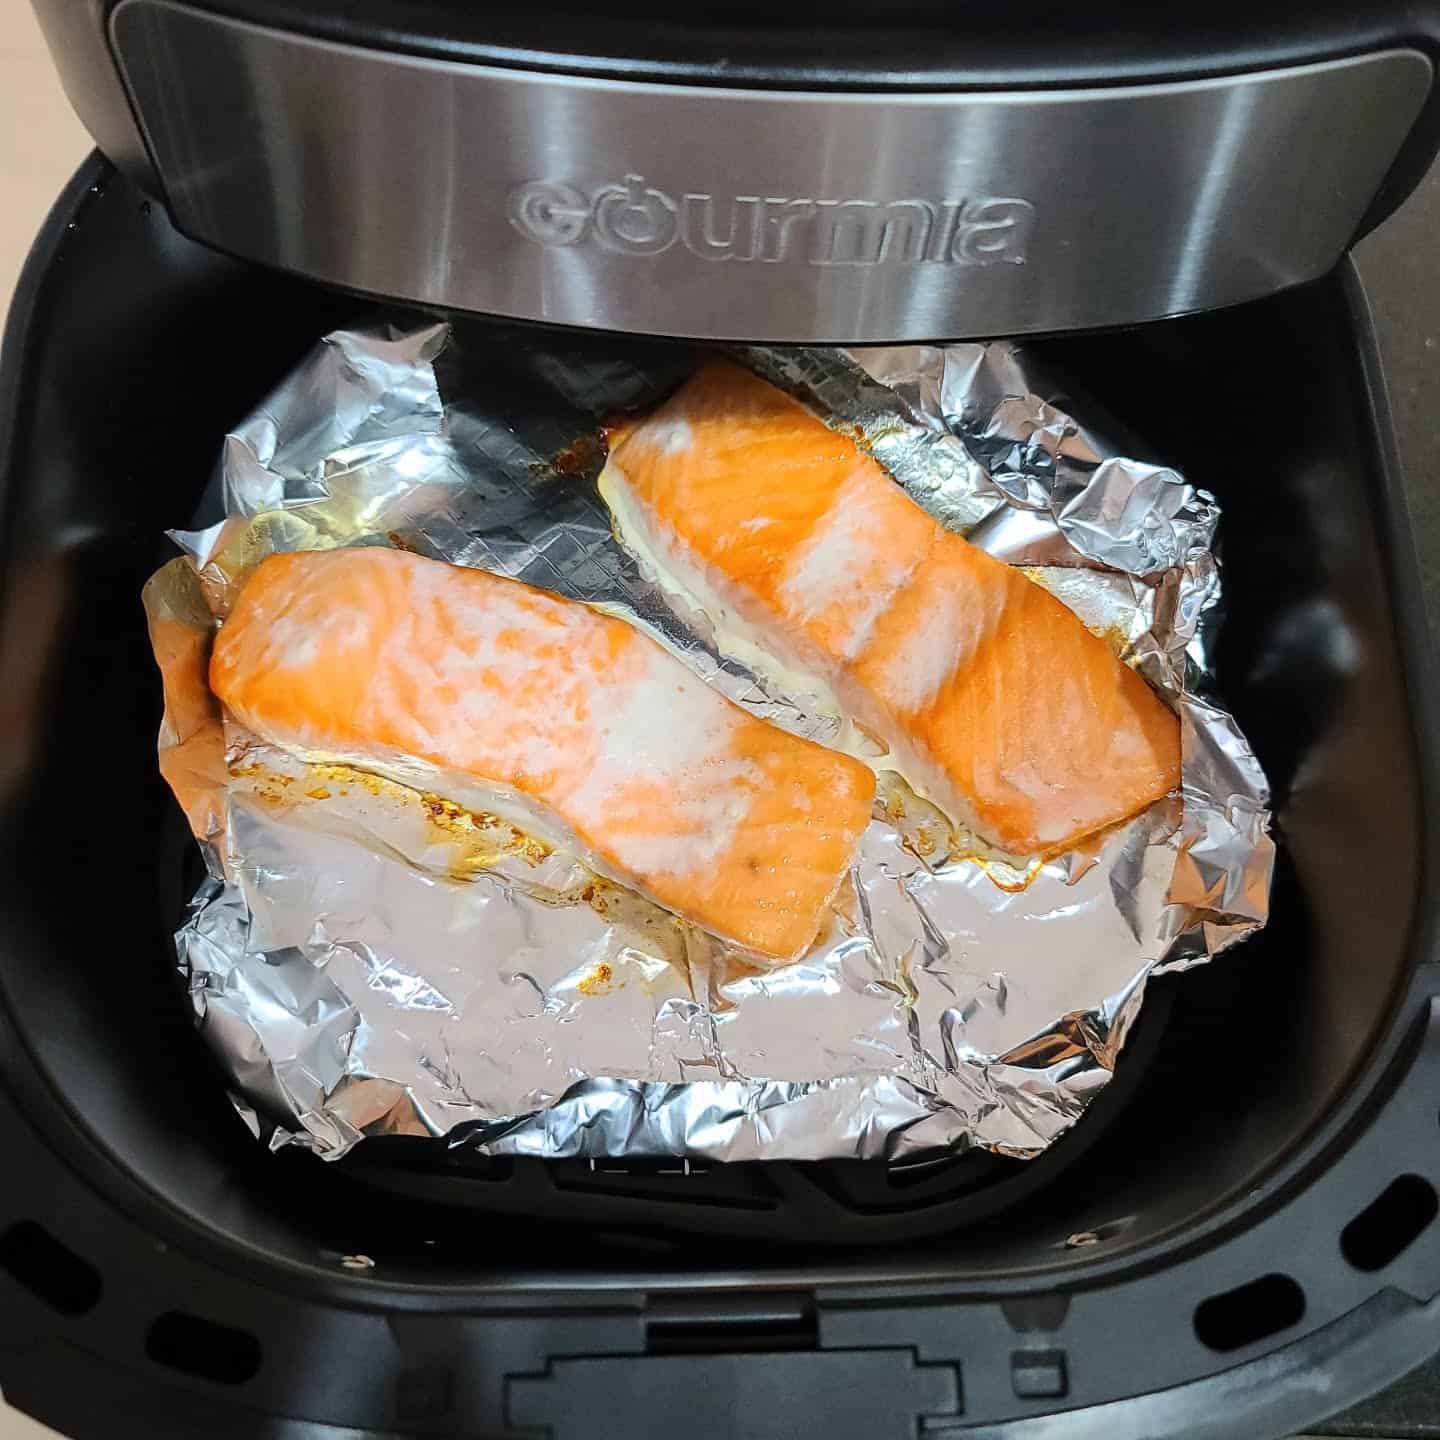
[154,323,1273,1163]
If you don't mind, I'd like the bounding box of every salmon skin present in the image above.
[210,547,876,961]
[601,360,1181,859]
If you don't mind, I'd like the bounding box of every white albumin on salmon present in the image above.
[210,546,876,960]
[601,360,1181,859]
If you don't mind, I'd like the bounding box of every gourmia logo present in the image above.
[509,175,1035,267]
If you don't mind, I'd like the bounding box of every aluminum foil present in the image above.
[144,321,1273,1164]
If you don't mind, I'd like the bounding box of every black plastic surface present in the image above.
[84,0,1440,90]
[24,0,1440,240]
[509,1348,962,1438]
[0,157,1438,1438]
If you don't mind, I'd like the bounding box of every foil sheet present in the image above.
[145,322,1274,1163]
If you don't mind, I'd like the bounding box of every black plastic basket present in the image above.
[1,157,1438,1439]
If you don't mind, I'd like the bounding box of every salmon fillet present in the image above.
[601,360,1181,858]
[209,546,875,960]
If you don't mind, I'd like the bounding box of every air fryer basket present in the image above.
[0,156,1437,1439]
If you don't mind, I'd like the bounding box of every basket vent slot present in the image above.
[0,1221,102,1317]
[1193,1274,1304,1353]
[146,1311,262,1385]
[1341,1174,1438,1272]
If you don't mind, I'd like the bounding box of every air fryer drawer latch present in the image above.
[506,1347,962,1439]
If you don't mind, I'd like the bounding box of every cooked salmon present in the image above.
[601,360,1181,858]
[209,546,875,959]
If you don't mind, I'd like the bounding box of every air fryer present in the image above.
[1,4,1439,1437]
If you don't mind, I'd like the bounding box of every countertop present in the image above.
[0,5,88,337]
[0,7,1437,1440]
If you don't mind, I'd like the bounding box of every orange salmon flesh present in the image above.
[210,547,876,961]
[602,360,1182,857]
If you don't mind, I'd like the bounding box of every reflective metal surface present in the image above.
[146,324,1270,1164]
[111,0,1431,342]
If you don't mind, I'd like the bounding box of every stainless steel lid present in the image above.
[53,0,1440,338]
